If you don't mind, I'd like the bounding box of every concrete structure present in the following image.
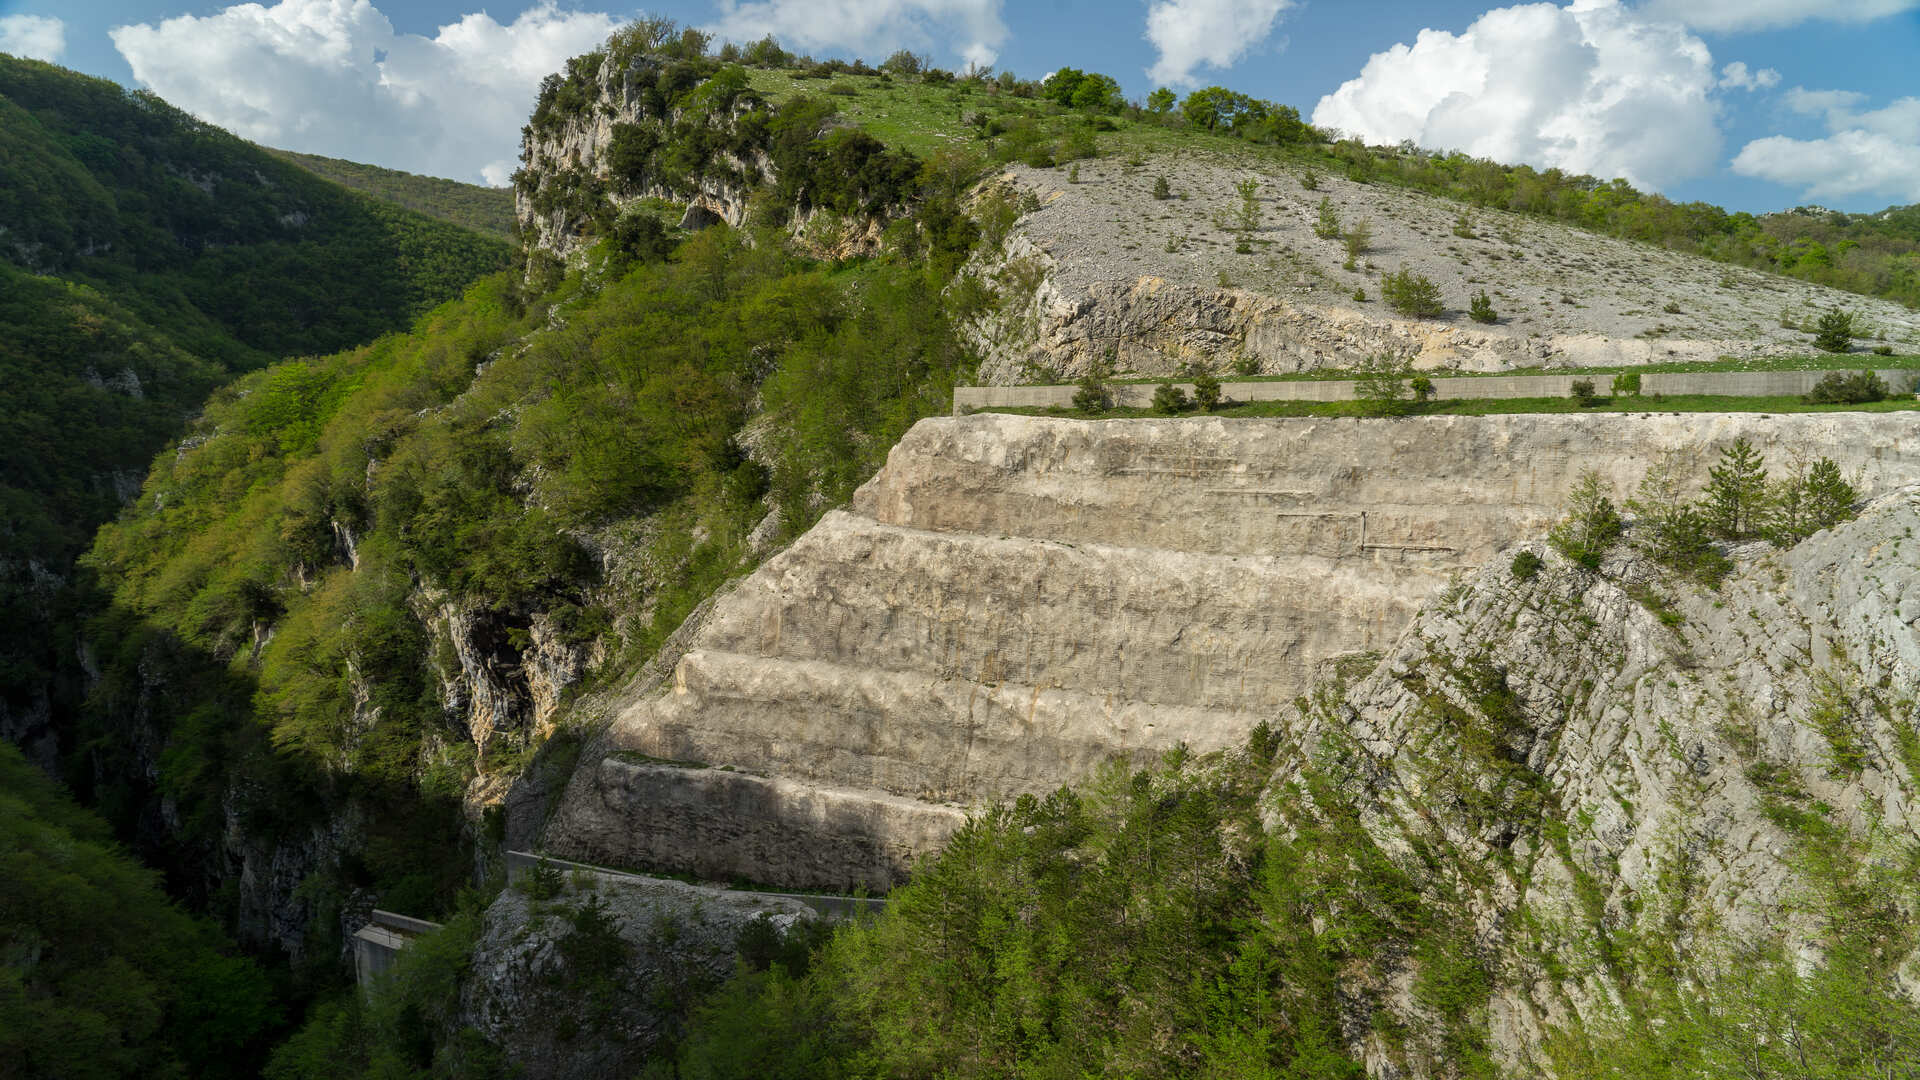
[351,909,443,990]
[952,368,1920,412]
[504,849,888,919]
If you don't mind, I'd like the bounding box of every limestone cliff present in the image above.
[1267,486,1920,1074]
[543,411,1920,892]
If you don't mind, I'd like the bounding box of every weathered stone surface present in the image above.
[546,411,1920,891]
[965,157,1920,383]
[462,868,815,1079]
[1271,488,1920,1074]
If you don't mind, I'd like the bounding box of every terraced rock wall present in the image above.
[543,412,1920,890]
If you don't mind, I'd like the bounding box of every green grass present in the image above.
[1082,353,1920,386]
[988,394,1920,421]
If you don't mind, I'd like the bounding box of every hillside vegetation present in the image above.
[0,739,278,1079]
[26,25,1920,1079]
[267,148,517,239]
[0,55,509,757]
[699,55,1920,308]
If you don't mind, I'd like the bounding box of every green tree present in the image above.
[1192,368,1223,411]
[1763,457,1859,546]
[1469,290,1498,324]
[1152,381,1191,413]
[1314,197,1342,239]
[1548,470,1623,570]
[1236,177,1263,236]
[1152,175,1172,200]
[1813,307,1855,353]
[1146,87,1176,115]
[1701,437,1768,540]
[1345,218,1373,262]
[1628,455,1727,583]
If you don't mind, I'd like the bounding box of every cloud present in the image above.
[0,14,65,61]
[706,0,1008,71]
[1732,90,1920,202]
[1143,0,1295,88]
[1640,0,1919,32]
[110,0,621,186]
[1310,0,1722,190]
[1717,61,1779,91]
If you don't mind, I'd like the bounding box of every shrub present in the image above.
[1235,178,1263,236]
[1510,550,1543,580]
[1548,470,1623,570]
[1629,455,1730,585]
[1452,213,1476,238]
[1345,219,1372,260]
[1152,381,1190,414]
[1468,290,1497,324]
[1410,375,1435,403]
[1231,353,1259,376]
[1570,379,1598,406]
[1068,163,1080,183]
[1300,169,1319,191]
[1072,370,1111,413]
[1191,369,1222,411]
[1381,268,1443,317]
[1804,370,1888,404]
[1353,354,1414,416]
[1152,176,1172,200]
[1611,372,1641,396]
[1763,457,1858,547]
[1314,197,1342,239]
[1813,308,1855,353]
[1352,287,1368,302]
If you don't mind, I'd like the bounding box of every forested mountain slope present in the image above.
[266,148,517,240]
[0,55,509,769]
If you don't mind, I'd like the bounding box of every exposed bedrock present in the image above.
[544,411,1920,889]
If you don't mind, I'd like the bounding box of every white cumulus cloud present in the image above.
[1640,0,1919,32]
[1143,0,1295,88]
[1732,90,1920,203]
[0,14,66,61]
[1310,0,1722,190]
[1717,61,1779,91]
[706,0,1008,72]
[109,0,621,186]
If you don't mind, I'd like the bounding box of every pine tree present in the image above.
[1803,458,1858,530]
[1702,437,1768,540]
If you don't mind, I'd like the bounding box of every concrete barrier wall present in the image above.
[504,849,889,920]
[953,369,1920,413]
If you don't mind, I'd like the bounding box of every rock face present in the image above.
[1271,488,1920,1074]
[965,158,1920,382]
[544,411,1920,891]
[462,869,814,1078]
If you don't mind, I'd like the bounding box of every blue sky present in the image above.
[2,0,1916,212]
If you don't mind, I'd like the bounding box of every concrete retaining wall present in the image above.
[504,849,889,920]
[953,369,1920,412]
[352,909,444,990]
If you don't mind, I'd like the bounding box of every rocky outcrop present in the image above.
[964,157,1920,383]
[1270,487,1920,1074]
[462,868,815,1078]
[544,411,1920,891]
